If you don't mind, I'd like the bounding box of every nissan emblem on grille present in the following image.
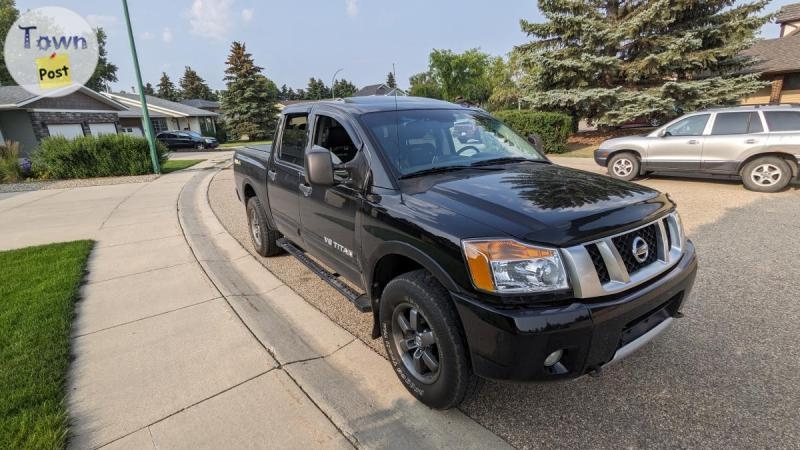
[632,236,649,263]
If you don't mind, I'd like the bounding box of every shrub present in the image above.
[493,110,573,154]
[33,134,168,179]
[0,141,23,183]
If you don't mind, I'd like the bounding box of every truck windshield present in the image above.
[360,109,547,176]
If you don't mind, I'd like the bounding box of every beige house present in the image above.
[741,3,800,105]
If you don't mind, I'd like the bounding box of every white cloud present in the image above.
[141,31,154,40]
[188,0,234,40]
[345,0,359,17]
[242,8,254,23]
[162,27,173,43]
[86,14,118,29]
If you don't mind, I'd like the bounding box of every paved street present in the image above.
[209,159,800,449]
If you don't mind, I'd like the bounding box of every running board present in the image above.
[277,238,371,313]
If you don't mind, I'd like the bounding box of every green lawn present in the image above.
[0,241,94,449]
[161,159,205,174]
[218,140,272,149]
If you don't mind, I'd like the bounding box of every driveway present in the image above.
[209,160,800,449]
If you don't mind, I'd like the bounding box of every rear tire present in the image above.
[741,156,791,193]
[379,270,476,409]
[608,152,640,181]
[246,196,282,256]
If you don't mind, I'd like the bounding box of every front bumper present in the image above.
[451,240,697,382]
[594,149,609,166]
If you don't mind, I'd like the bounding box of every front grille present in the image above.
[586,243,610,284]
[611,223,659,275]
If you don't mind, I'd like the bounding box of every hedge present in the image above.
[32,134,168,179]
[494,110,572,154]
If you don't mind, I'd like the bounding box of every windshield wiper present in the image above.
[398,165,502,179]
[468,157,546,167]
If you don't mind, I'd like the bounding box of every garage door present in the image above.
[47,124,84,138]
[89,123,118,136]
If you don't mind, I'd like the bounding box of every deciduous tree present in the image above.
[85,28,118,92]
[0,0,18,86]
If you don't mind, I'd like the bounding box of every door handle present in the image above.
[688,139,699,144]
[267,169,277,181]
[745,138,758,144]
[299,183,313,197]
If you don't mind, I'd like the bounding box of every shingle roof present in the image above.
[180,98,220,109]
[105,92,217,117]
[742,34,800,74]
[0,86,36,105]
[776,3,800,24]
[116,104,167,118]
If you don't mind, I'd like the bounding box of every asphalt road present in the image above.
[208,162,800,449]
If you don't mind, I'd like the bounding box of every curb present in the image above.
[178,164,512,449]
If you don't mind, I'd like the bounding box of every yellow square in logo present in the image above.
[36,53,72,90]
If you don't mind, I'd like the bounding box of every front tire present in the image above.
[246,196,282,256]
[379,270,475,409]
[741,156,791,193]
[608,152,640,181]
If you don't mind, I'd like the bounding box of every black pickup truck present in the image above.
[233,97,697,409]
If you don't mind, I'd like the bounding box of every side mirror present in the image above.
[526,133,543,151]
[658,129,670,137]
[305,145,335,186]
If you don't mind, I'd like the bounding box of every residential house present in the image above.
[180,98,221,114]
[352,83,407,97]
[102,92,218,137]
[741,3,800,105]
[0,85,127,157]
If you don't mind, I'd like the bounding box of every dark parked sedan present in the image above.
[156,130,218,149]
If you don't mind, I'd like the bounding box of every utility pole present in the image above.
[122,0,160,174]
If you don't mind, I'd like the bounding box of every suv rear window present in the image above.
[764,111,800,132]
[711,112,762,135]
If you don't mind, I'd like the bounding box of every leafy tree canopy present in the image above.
[0,0,17,86]
[85,28,118,92]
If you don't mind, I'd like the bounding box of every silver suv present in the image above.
[594,105,800,192]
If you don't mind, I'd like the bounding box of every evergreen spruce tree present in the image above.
[85,28,118,92]
[156,72,180,101]
[179,66,215,100]
[516,0,771,126]
[143,82,155,96]
[386,71,397,88]
[221,41,278,140]
[332,79,357,97]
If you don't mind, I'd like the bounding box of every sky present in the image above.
[16,0,799,94]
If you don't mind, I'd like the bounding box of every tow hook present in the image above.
[672,311,685,319]
[588,367,603,378]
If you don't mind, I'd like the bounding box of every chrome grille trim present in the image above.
[560,213,684,298]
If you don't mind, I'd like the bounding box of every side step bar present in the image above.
[277,238,371,313]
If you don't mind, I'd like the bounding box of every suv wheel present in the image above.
[608,152,640,181]
[196,143,206,150]
[741,156,791,193]
[246,196,282,256]
[379,270,476,409]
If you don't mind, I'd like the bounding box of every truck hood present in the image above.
[400,162,673,247]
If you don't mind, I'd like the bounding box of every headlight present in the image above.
[462,239,569,294]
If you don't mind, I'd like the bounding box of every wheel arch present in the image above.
[366,242,462,338]
[607,149,645,175]
[738,152,798,178]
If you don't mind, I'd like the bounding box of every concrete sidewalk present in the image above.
[0,157,509,449]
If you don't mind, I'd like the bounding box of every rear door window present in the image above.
[711,112,762,135]
[763,111,800,132]
[278,115,308,166]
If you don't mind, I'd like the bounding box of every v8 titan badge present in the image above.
[4,6,99,97]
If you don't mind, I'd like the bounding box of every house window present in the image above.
[783,74,800,90]
[150,118,168,133]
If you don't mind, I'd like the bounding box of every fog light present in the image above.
[544,349,563,367]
